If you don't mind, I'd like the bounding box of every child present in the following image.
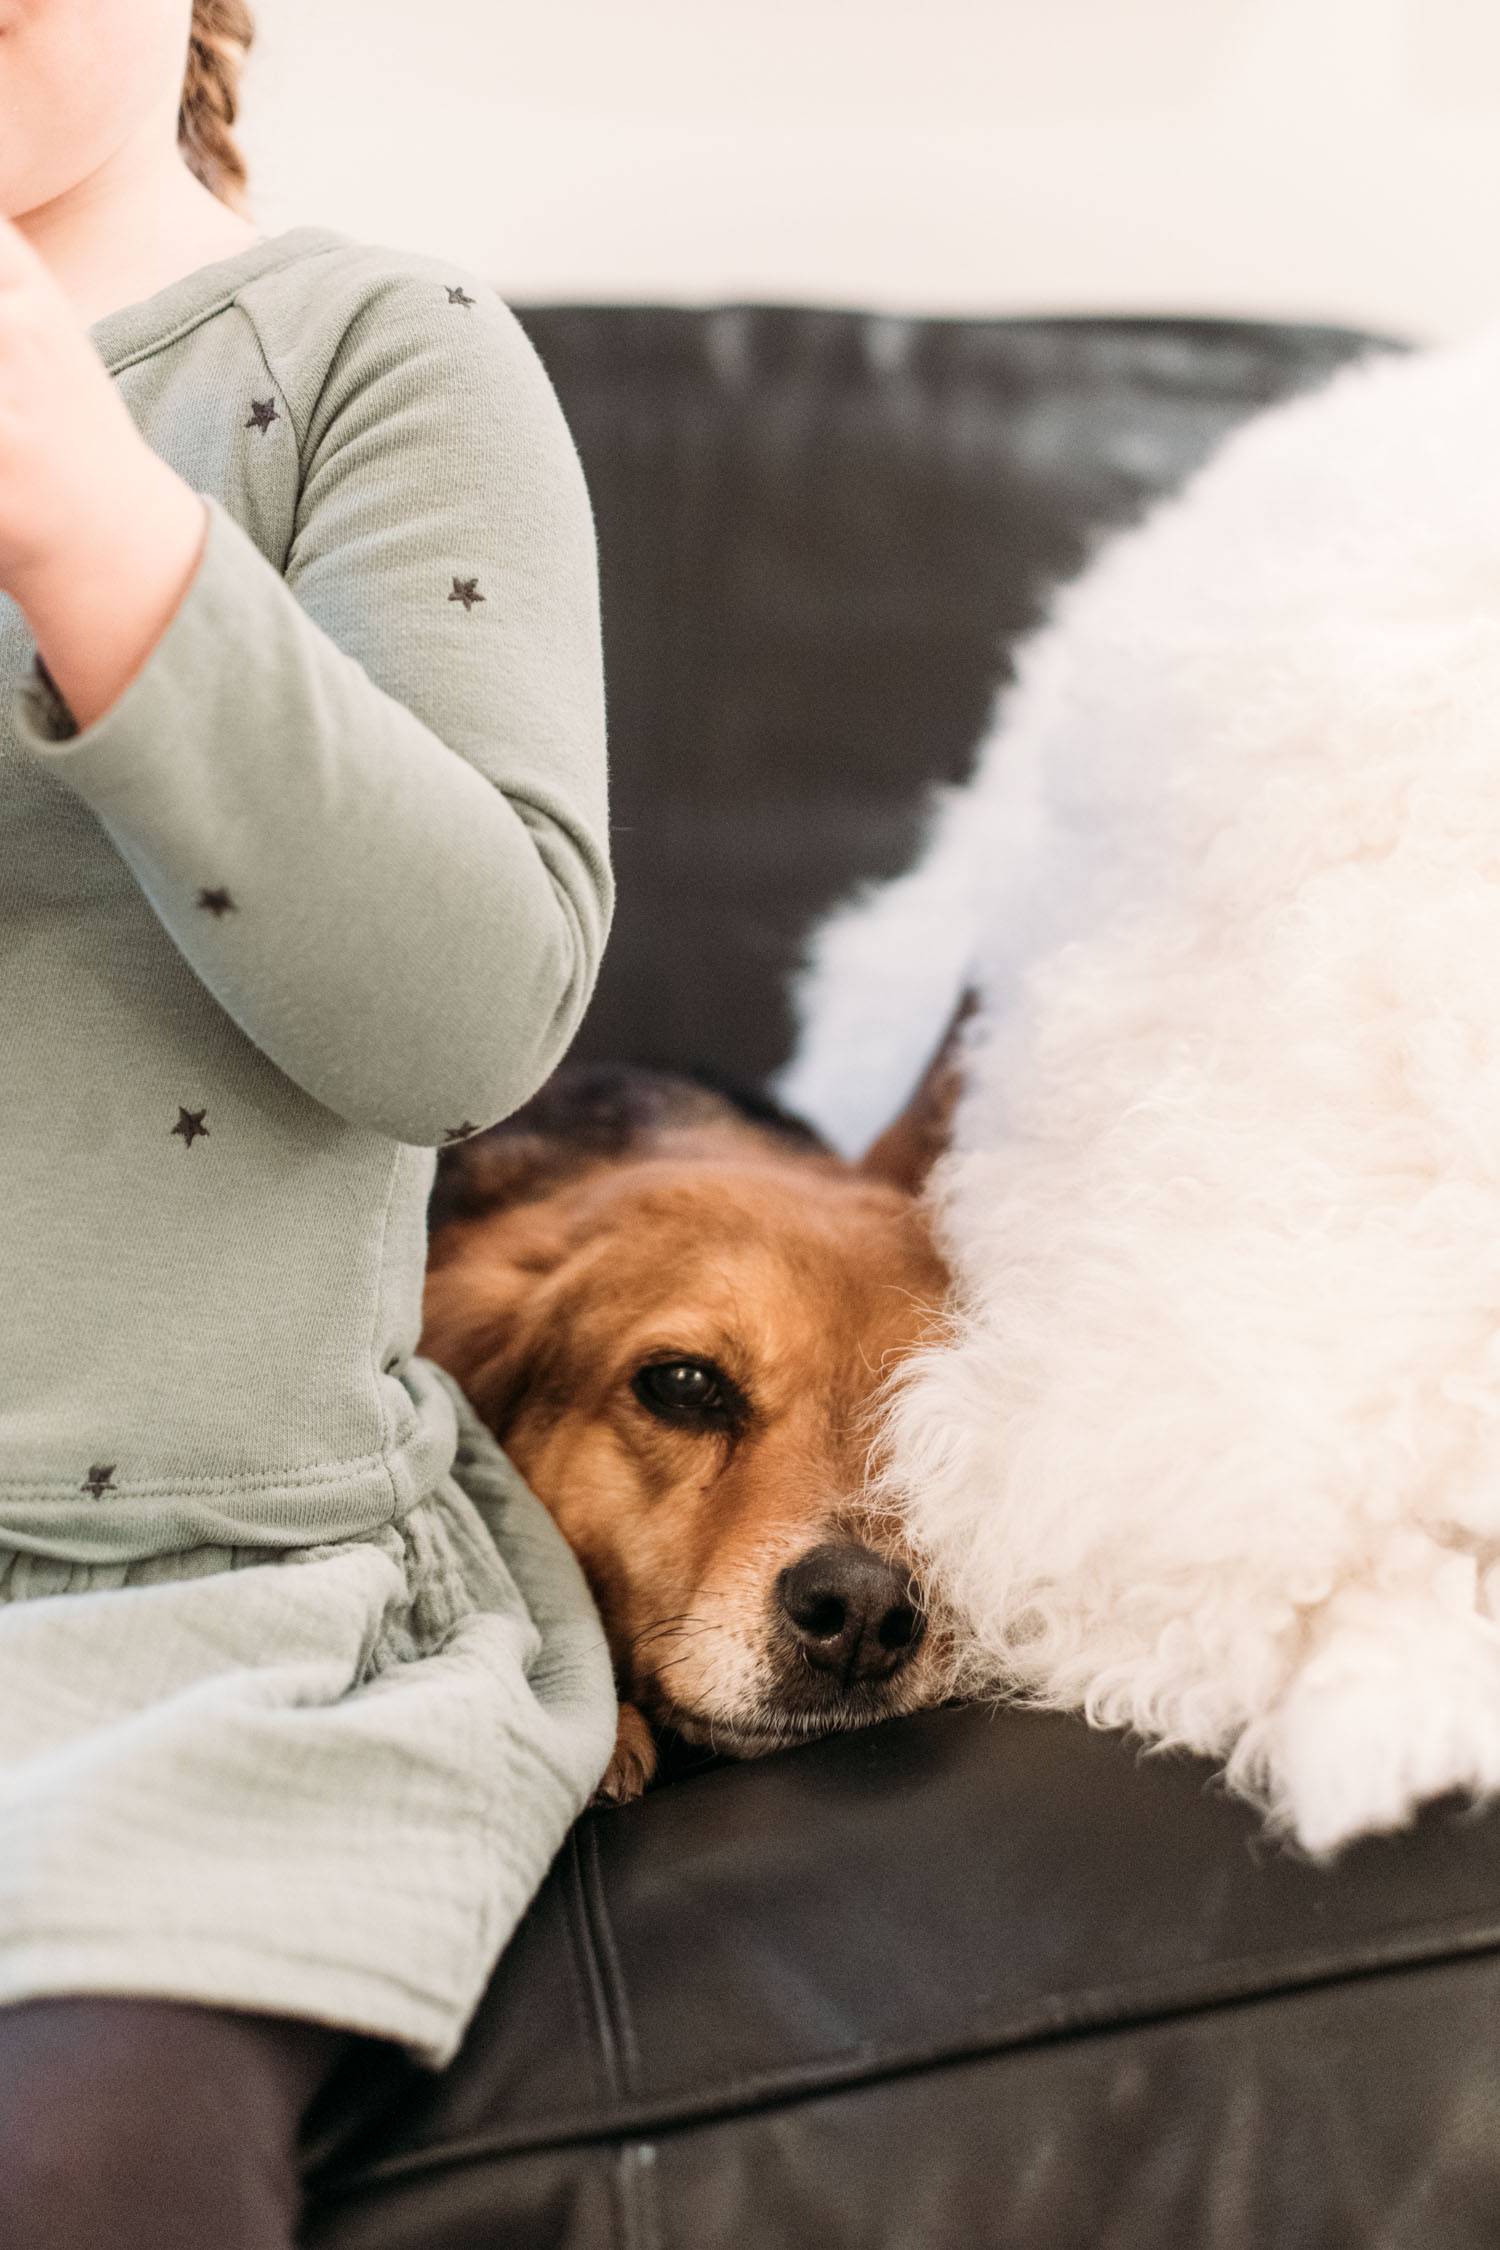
[0,4,619,2243]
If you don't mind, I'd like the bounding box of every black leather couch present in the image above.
[298,307,1500,2249]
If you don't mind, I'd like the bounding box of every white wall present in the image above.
[242,0,1500,344]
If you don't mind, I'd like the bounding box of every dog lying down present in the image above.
[419,1007,974,1803]
[776,323,1500,1857]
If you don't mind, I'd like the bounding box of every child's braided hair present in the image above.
[178,0,255,214]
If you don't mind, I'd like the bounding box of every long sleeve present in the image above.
[8,268,611,1147]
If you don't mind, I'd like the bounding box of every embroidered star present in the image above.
[449,577,486,611]
[442,1121,482,1142]
[446,285,477,308]
[172,1106,210,1149]
[196,886,237,917]
[82,1464,117,1499]
[246,398,280,434]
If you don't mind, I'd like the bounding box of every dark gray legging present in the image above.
[0,1997,351,2248]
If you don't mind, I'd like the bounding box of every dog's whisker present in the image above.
[652,1647,712,1680]
[627,1624,725,1666]
[620,1620,719,1656]
[625,1613,710,1652]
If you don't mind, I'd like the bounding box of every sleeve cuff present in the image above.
[9,493,223,776]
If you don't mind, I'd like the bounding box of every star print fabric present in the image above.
[12,267,609,1150]
[0,226,610,1558]
[0,227,615,2064]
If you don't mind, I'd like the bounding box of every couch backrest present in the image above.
[513,306,1401,1088]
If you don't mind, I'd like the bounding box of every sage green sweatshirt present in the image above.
[1,224,611,1564]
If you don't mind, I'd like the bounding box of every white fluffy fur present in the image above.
[772,329,1500,1855]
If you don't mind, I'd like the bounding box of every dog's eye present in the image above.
[631,1358,742,1431]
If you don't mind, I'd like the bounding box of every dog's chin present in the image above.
[658,1704,844,1757]
[654,1686,911,1759]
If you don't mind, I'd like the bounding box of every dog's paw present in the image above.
[1268,1583,1500,1856]
[590,1701,658,1807]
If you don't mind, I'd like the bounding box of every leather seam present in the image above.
[583,1818,642,2092]
[310,1922,1500,2198]
[563,1825,627,2110]
[558,1827,621,2118]
[613,2142,662,2250]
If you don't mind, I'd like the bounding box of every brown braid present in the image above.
[178,0,256,214]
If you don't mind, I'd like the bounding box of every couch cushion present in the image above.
[303,1701,1500,2249]
[514,307,1401,1087]
[297,309,1491,2250]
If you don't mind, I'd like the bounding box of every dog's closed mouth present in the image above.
[660,1691,898,1758]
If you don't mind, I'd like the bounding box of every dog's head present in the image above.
[419,993,975,1759]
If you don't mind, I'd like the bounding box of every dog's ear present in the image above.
[428,1058,834,1247]
[855,984,979,1195]
[420,1190,578,1439]
[425,1059,812,1439]
[423,1065,663,1433]
[426,1063,684,1246]
[423,1058,840,1438]
[425,1124,588,1247]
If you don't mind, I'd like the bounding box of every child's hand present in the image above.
[0,213,166,601]
[0,214,209,728]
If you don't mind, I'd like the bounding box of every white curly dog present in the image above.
[775,327,1500,1857]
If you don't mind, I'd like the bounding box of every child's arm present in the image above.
[16,481,211,737]
[1,222,611,1148]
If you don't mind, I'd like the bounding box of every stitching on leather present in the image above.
[613,2142,662,2250]
[606,2144,633,2250]
[556,1828,621,2119]
[312,1926,1500,2196]
[638,2142,666,2250]
[584,1819,642,2091]
[564,1825,626,2108]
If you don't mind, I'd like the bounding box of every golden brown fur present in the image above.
[420,997,974,1802]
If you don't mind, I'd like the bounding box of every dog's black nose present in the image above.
[776,1541,926,1684]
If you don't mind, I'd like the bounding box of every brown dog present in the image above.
[418,992,976,1803]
